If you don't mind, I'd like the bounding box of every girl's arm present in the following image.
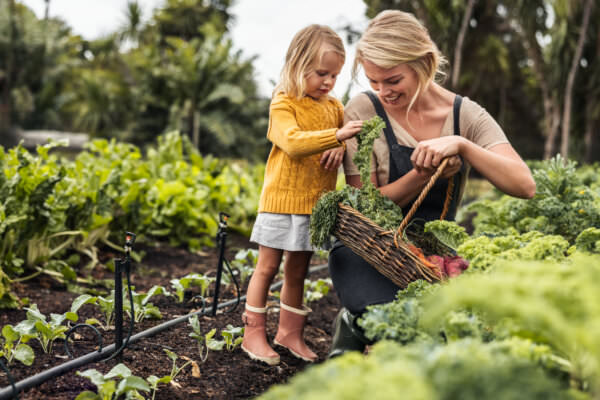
[268,99,362,158]
[268,104,341,158]
[411,136,536,199]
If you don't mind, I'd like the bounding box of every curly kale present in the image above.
[310,116,404,248]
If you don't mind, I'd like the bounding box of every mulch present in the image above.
[0,233,341,399]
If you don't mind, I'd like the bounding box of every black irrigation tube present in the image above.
[0,263,329,400]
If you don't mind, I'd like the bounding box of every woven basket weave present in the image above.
[334,158,453,288]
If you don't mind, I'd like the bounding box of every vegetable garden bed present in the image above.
[0,233,341,399]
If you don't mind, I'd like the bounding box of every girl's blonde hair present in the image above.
[275,25,345,99]
[354,10,447,112]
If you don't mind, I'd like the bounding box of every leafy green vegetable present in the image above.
[260,340,572,400]
[462,155,600,242]
[76,363,150,400]
[310,116,404,248]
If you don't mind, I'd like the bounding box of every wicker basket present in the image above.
[333,158,454,288]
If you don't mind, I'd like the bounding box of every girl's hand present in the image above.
[411,136,465,173]
[320,146,345,171]
[336,120,363,142]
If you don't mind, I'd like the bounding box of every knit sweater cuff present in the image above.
[319,128,343,149]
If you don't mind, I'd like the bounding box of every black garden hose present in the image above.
[0,360,16,400]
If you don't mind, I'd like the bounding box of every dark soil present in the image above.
[0,233,341,399]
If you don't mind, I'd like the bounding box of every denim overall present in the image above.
[328,92,465,314]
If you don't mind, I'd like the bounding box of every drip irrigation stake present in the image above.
[0,264,328,400]
[211,212,229,316]
[113,257,124,361]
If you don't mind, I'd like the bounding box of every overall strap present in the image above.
[363,91,406,174]
[453,95,463,136]
[444,94,465,222]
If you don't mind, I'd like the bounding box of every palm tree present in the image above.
[162,33,249,151]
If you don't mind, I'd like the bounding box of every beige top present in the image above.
[343,93,509,200]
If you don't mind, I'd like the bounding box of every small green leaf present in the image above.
[164,349,178,361]
[105,363,132,379]
[74,391,101,400]
[2,325,19,342]
[77,369,106,387]
[116,376,150,396]
[14,343,35,366]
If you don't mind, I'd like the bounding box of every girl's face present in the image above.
[363,60,419,110]
[305,48,343,100]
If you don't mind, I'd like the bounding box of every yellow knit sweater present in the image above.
[258,93,344,214]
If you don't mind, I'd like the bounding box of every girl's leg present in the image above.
[274,251,318,362]
[246,245,283,307]
[241,245,283,365]
[279,250,312,307]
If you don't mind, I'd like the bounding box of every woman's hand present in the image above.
[320,146,345,171]
[440,155,462,178]
[410,155,461,180]
[335,120,363,142]
[410,136,465,173]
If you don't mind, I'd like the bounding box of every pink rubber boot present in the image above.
[241,304,280,366]
[273,303,318,362]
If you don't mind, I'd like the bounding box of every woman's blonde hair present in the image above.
[354,10,447,112]
[275,25,345,99]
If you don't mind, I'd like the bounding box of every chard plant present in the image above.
[188,315,225,361]
[221,325,244,352]
[303,278,332,303]
[76,363,150,400]
[170,273,214,303]
[16,304,77,354]
[225,248,258,286]
[124,285,168,323]
[146,350,196,400]
[0,325,35,366]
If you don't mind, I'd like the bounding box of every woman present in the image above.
[328,9,536,357]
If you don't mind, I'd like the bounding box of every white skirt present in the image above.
[250,212,315,252]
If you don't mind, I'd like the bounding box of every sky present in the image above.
[19,0,371,98]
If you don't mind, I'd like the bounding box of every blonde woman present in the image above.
[328,10,536,357]
[242,24,363,365]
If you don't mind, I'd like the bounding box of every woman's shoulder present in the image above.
[459,96,494,121]
[345,92,377,119]
[458,96,508,145]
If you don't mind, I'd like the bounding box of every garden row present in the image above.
[261,155,600,399]
[0,231,337,399]
[0,131,264,309]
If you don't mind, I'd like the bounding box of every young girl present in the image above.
[242,25,363,365]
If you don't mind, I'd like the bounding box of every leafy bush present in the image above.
[462,155,600,242]
[260,340,572,400]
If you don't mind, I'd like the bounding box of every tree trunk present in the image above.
[191,97,199,150]
[515,17,562,159]
[583,105,597,163]
[560,0,594,158]
[543,105,561,159]
[1,0,16,138]
[451,0,476,89]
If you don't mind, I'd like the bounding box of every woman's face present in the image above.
[363,60,419,109]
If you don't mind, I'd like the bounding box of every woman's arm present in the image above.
[411,136,536,199]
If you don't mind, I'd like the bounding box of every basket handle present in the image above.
[396,157,452,237]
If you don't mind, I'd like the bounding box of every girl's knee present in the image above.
[254,261,280,279]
